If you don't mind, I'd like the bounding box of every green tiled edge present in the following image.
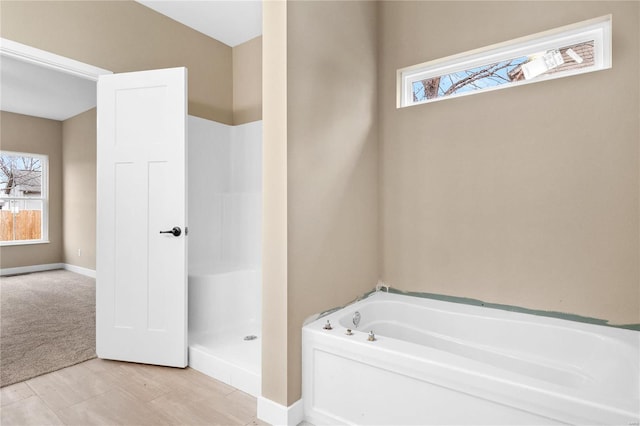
[318,288,640,332]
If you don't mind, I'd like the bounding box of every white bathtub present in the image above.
[302,292,639,425]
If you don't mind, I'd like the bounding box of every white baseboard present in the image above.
[0,263,96,278]
[257,397,304,426]
[0,263,64,276]
[63,263,96,278]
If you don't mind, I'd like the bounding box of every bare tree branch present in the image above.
[0,154,42,196]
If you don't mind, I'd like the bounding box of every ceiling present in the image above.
[0,55,97,121]
[136,0,262,47]
[0,1,262,122]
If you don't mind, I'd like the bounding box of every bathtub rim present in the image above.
[309,288,639,332]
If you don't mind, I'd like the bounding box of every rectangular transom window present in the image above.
[397,15,611,108]
[0,151,49,245]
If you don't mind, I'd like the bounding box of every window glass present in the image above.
[0,151,48,244]
[411,41,595,103]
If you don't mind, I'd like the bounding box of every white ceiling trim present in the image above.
[0,38,112,81]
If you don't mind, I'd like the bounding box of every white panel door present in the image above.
[96,67,187,367]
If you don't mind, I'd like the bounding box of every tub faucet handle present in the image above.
[367,330,376,341]
[323,320,333,330]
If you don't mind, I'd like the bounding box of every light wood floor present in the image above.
[0,358,269,426]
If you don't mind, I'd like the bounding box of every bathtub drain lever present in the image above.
[323,320,333,330]
[367,330,376,341]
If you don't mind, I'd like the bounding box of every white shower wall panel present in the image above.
[227,121,262,269]
[188,116,231,194]
[188,269,261,336]
[187,116,262,273]
[188,116,231,272]
[231,121,262,194]
[222,193,262,269]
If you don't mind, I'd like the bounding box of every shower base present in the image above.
[189,324,261,397]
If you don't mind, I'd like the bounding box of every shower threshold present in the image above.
[189,326,261,397]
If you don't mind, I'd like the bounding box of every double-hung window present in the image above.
[0,151,49,245]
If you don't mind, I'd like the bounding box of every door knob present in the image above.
[159,226,181,237]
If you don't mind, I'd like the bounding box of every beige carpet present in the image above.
[0,269,96,387]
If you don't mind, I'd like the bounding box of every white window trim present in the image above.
[0,150,49,246]
[397,15,612,108]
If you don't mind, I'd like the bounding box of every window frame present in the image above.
[397,15,612,108]
[0,150,49,246]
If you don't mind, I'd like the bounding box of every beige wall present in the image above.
[286,0,378,403]
[233,36,263,125]
[262,0,289,406]
[0,112,63,268]
[0,0,233,124]
[62,109,97,270]
[262,0,379,405]
[379,1,640,325]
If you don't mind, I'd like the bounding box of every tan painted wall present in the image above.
[262,0,289,406]
[286,0,378,403]
[0,112,63,268]
[234,36,262,125]
[262,0,379,405]
[0,0,233,124]
[62,109,97,270]
[379,1,640,325]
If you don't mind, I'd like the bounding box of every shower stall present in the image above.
[186,115,262,396]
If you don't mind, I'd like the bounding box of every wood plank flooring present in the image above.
[0,358,269,426]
